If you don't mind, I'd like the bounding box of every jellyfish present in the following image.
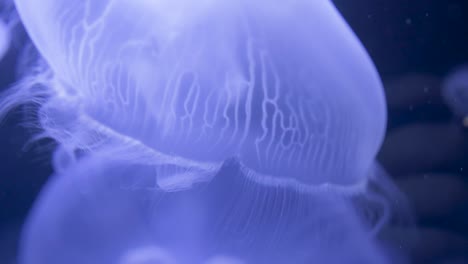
[1,0,411,263]
[20,155,390,264]
[9,0,387,191]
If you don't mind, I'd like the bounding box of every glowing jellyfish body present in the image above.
[13,0,386,189]
[20,156,389,264]
[5,0,405,263]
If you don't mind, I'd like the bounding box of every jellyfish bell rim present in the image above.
[23,71,376,194]
[82,111,372,195]
[37,82,380,194]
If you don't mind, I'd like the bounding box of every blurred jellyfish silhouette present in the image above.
[0,0,411,263]
[0,1,15,62]
[443,65,468,120]
[20,156,389,264]
[0,19,9,60]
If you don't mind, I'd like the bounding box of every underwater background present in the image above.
[0,0,467,263]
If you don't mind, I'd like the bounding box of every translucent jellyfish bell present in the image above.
[20,156,389,264]
[12,0,386,190]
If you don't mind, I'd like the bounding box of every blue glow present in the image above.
[0,0,411,263]
[443,65,468,117]
[0,0,14,62]
[20,156,389,264]
[13,0,386,189]
[0,19,8,60]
